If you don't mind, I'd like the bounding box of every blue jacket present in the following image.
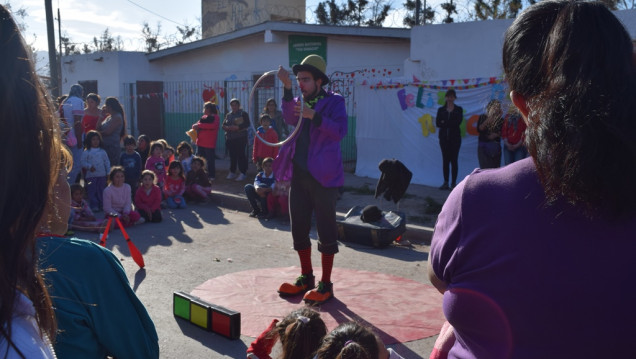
[273,91,347,187]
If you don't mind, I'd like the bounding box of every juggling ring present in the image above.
[248,70,304,147]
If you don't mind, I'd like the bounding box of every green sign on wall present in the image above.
[288,35,327,67]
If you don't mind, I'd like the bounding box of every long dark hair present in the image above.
[0,4,58,354]
[274,308,327,359]
[315,322,379,359]
[502,0,636,217]
[105,97,127,139]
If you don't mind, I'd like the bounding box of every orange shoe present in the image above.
[278,274,315,297]
[303,281,333,305]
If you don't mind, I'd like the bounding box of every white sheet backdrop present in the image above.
[355,78,509,187]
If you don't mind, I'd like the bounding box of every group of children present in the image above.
[69,100,289,233]
[69,132,215,232]
[246,308,404,359]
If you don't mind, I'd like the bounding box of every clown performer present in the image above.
[275,54,347,305]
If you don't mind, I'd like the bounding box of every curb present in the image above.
[210,190,434,245]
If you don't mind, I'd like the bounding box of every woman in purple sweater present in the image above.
[429,2,636,358]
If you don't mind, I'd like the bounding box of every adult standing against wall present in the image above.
[98,97,126,167]
[222,98,250,181]
[63,83,85,184]
[263,98,288,140]
[435,89,463,190]
[0,5,58,355]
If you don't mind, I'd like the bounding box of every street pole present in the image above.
[45,0,59,97]
[415,0,421,25]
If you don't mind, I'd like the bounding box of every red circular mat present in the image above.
[191,266,445,344]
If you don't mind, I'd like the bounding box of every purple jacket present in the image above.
[272,91,347,187]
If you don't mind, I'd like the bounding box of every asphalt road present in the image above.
[92,201,438,359]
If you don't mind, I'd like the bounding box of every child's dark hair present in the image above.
[140,169,156,183]
[168,160,185,180]
[84,130,103,149]
[150,141,165,154]
[123,135,137,146]
[191,156,207,173]
[108,166,125,184]
[70,183,85,196]
[260,114,272,124]
[274,308,327,359]
[262,157,274,166]
[204,102,218,114]
[315,322,379,359]
[176,141,193,156]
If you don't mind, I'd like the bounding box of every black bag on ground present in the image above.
[337,205,406,248]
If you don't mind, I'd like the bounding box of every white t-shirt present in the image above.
[0,292,56,358]
[61,96,85,139]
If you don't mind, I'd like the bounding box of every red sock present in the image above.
[298,248,313,275]
[321,253,335,283]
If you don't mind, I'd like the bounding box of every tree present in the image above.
[473,0,521,19]
[440,0,457,23]
[142,22,162,53]
[403,0,435,27]
[92,28,123,52]
[315,0,390,26]
[174,23,200,45]
[61,33,81,55]
[316,0,348,25]
[363,0,391,26]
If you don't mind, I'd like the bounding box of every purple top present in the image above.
[431,158,636,358]
[272,92,347,188]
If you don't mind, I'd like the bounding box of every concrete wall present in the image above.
[61,52,159,98]
[149,33,409,82]
[202,0,305,38]
[405,8,636,82]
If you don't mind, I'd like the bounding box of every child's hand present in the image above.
[90,166,96,172]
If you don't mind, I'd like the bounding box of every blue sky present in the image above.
[12,0,425,54]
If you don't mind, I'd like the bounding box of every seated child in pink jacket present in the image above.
[134,170,162,223]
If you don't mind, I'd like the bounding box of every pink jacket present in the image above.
[194,115,220,149]
[134,185,162,212]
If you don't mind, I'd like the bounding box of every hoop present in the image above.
[248,70,303,148]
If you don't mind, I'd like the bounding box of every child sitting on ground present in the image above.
[185,156,212,202]
[81,130,110,212]
[164,161,187,209]
[177,141,194,174]
[246,307,327,359]
[145,141,166,189]
[134,170,163,223]
[315,322,404,359]
[252,114,279,172]
[244,157,284,218]
[120,135,142,198]
[69,184,107,232]
[103,166,143,226]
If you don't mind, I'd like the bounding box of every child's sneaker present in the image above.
[249,210,260,218]
[226,172,237,180]
[235,173,247,181]
[278,274,315,297]
[135,217,146,225]
[303,281,333,305]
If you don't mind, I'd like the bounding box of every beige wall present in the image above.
[202,0,306,38]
